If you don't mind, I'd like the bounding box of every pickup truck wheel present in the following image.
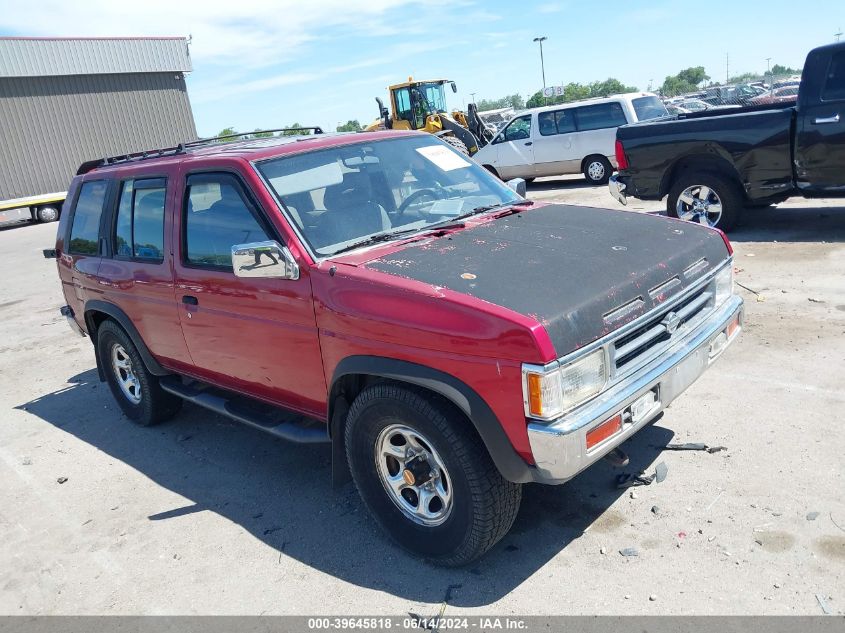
[583,156,612,185]
[35,206,60,223]
[668,172,741,231]
[345,384,522,566]
[97,320,181,426]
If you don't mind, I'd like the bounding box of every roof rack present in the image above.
[76,126,324,175]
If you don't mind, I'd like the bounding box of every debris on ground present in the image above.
[630,491,638,499]
[655,462,668,483]
[649,594,657,601]
[600,546,606,554]
[56,477,68,484]
[808,298,825,304]
[651,505,660,515]
[807,511,820,521]
[816,594,833,615]
[619,547,639,557]
[665,442,727,453]
[21,457,32,466]
[616,472,655,488]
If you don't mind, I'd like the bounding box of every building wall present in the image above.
[0,72,197,200]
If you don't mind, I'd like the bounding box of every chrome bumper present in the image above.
[527,295,743,484]
[608,174,627,205]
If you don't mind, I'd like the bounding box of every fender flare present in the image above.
[329,355,537,484]
[84,300,169,379]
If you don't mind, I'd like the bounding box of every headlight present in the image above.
[714,263,733,307]
[523,348,608,420]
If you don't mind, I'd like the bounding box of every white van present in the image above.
[472,93,667,185]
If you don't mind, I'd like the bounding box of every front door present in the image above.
[493,114,535,179]
[795,49,845,195]
[172,170,327,417]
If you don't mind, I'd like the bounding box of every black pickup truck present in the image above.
[609,42,845,230]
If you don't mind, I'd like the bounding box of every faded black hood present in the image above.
[365,204,729,356]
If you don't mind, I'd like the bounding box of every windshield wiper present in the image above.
[330,228,420,255]
[474,199,535,215]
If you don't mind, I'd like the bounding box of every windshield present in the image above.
[414,82,449,114]
[256,135,521,257]
[631,96,669,121]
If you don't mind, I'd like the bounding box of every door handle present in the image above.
[182,295,198,305]
[814,114,840,124]
[524,141,533,146]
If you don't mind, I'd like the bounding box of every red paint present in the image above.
[55,132,559,465]
[615,139,629,171]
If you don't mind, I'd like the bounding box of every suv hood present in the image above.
[363,204,729,356]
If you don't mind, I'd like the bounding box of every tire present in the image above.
[345,383,522,566]
[483,165,501,180]
[441,135,470,156]
[35,206,60,223]
[97,320,181,426]
[583,155,612,185]
[667,171,742,231]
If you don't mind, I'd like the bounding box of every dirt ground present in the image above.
[1,179,843,616]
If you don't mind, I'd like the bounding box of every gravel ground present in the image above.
[0,180,843,616]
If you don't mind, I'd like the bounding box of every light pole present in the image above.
[766,57,774,90]
[533,36,548,102]
[470,92,477,104]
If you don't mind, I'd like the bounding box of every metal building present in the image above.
[0,37,197,202]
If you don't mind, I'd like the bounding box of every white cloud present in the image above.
[0,0,426,68]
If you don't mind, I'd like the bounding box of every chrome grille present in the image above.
[611,282,713,376]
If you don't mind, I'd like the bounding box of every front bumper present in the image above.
[608,174,627,205]
[526,294,743,484]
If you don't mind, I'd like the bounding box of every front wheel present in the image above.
[667,171,742,231]
[345,384,522,566]
[583,156,612,185]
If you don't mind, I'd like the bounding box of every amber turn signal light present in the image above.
[586,413,623,450]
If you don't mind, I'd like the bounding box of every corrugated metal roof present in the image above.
[0,37,192,78]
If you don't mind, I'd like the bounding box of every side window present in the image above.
[68,180,108,255]
[538,112,557,136]
[822,51,845,101]
[574,103,628,132]
[394,88,412,123]
[503,115,532,142]
[555,109,576,133]
[114,178,166,261]
[184,174,271,269]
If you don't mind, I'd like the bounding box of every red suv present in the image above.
[51,129,743,565]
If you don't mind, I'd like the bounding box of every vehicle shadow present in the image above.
[730,203,845,243]
[18,369,674,608]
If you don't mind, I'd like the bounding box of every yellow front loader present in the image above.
[365,78,493,156]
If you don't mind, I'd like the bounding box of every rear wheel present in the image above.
[667,171,742,231]
[35,206,60,223]
[345,384,522,566]
[97,320,181,426]
[441,135,470,156]
[583,155,612,185]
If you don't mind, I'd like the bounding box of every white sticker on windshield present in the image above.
[415,145,472,171]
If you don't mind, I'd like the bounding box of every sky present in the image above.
[1,0,843,136]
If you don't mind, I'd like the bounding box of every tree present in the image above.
[336,120,363,132]
[251,128,274,138]
[523,78,636,109]
[215,127,237,138]
[771,64,801,77]
[728,72,759,84]
[279,123,311,136]
[660,66,710,97]
[476,93,525,111]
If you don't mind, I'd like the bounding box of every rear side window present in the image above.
[822,51,845,101]
[537,109,577,136]
[68,181,108,255]
[631,96,668,121]
[574,102,628,131]
[184,174,271,269]
[114,178,166,261]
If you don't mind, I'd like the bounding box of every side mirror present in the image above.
[232,240,299,280]
[506,178,527,197]
[375,97,391,129]
[450,82,457,94]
